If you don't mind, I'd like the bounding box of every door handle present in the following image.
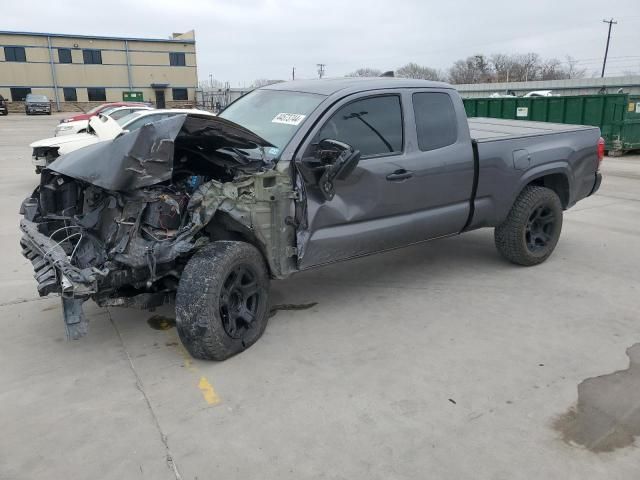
[386,169,413,181]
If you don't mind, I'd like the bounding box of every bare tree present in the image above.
[396,63,445,81]
[449,52,588,84]
[347,68,382,77]
[448,55,493,84]
[565,56,586,79]
[490,53,515,82]
[539,58,569,80]
[198,78,225,90]
[508,53,540,82]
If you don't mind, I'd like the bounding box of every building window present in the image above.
[83,49,102,64]
[63,88,77,102]
[58,48,72,64]
[172,88,188,101]
[169,52,186,66]
[87,88,106,101]
[4,46,26,62]
[10,87,32,101]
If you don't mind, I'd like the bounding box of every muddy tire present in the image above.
[494,185,563,266]
[175,241,270,361]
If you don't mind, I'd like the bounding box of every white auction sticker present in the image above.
[272,113,306,125]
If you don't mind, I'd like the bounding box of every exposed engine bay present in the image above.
[19,114,297,338]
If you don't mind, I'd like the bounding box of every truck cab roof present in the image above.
[262,77,454,96]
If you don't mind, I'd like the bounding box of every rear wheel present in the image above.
[494,186,563,266]
[176,241,270,360]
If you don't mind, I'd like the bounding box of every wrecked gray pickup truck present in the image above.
[19,78,604,360]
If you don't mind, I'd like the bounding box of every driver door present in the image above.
[295,93,420,268]
[295,90,473,269]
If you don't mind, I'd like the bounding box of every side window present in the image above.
[87,88,106,101]
[125,116,153,131]
[4,46,26,62]
[169,52,186,66]
[83,49,102,65]
[172,88,188,100]
[63,87,77,101]
[10,87,31,101]
[412,92,458,151]
[58,48,72,64]
[108,109,134,120]
[316,96,403,157]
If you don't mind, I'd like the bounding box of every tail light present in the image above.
[597,137,605,169]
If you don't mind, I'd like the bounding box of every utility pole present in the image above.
[317,63,326,79]
[601,18,617,78]
[292,66,295,81]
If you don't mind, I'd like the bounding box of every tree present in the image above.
[490,53,515,82]
[539,58,568,80]
[565,56,586,79]
[347,68,382,77]
[448,55,493,84]
[509,53,540,82]
[396,63,445,81]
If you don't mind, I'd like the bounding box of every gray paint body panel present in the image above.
[271,79,600,270]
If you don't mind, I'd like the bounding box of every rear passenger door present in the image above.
[296,89,474,268]
[406,90,476,233]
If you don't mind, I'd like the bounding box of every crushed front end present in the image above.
[19,114,296,339]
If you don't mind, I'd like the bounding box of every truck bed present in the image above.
[469,118,597,142]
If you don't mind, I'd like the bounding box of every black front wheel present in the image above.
[176,241,270,360]
[495,186,563,266]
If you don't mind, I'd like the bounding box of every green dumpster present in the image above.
[463,93,640,155]
[122,91,144,102]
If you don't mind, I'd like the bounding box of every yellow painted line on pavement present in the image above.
[167,330,222,406]
[198,376,221,405]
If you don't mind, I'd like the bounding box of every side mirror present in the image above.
[315,139,360,200]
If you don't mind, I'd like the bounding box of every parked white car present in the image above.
[523,90,555,97]
[54,105,153,136]
[31,109,215,173]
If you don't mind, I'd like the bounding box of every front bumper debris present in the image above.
[19,218,98,297]
[20,218,95,339]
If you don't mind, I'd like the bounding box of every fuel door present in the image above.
[513,149,531,170]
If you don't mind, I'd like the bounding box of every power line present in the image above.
[317,63,326,79]
[601,18,618,77]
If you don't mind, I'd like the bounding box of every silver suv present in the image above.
[25,94,51,115]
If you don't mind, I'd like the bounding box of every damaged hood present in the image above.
[46,113,275,192]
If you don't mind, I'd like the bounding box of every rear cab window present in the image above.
[412,92,458,151]
[315,95,403,158]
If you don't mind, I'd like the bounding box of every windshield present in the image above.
[27,95,48,102]
[219,89,324,155]
[117,111,144,126]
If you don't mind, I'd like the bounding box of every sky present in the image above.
[2,0,639,86]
